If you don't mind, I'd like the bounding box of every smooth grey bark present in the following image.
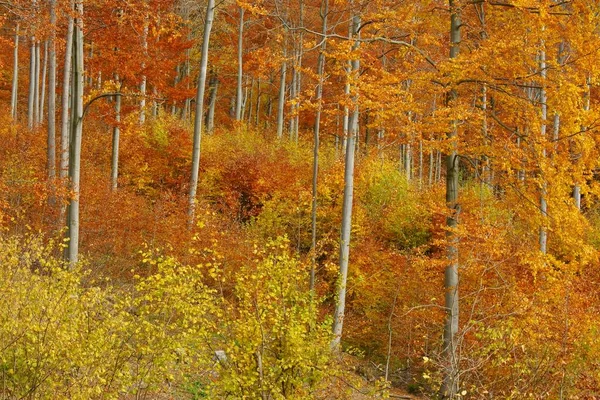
[188,0,215,226]
[404,142,411,181]
[419,139,423,188]
[60,4,74,179]
[332,13,360,350]
[441,0,461,397]
[111,79,121,191]
[39,40,48,125]
[288,65,297,140]
[310,0,328,292]
[65,0,84,267]
[28,38,35,129]
[235,6,244,121]
[206,73,218,133]
[34,41,40,126]
[575,77,590,210]
[429,149,434,187]
[139,23,148,124]
[539,46,548,255]
[47,1,57,180]
[276,33,287,138]
[255,79,261,126]
[11,23,19,120]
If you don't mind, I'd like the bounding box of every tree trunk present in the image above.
[65,0,84,268]
[276,33,287,139]
[235,6,244,121]
[34,41,40,126]
[28,38,35,129]
[39,40,48,125]
[310,0,328,292]
[139,23,148,124]
[332,12,360,350]
[206,72,218,133]
[47,1,57,180]
[188,0,215,226]
[539,46,548,254]
[11,23,19,121]
[111,79,121,191]
[60,3,74,179]
[441,0,461,397]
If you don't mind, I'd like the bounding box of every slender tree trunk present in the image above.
[207,73,218,133]
[332,12,360,350]
[419,139,423,188]
[255,79,261,126]
[289,65,297,140]
[11,23,19,121]
[65,0,84,267]
[111,79,121,191]
[34,41,40,126]
[247,77,254,123]
[47,1,57,180]
[310,0,328,292]
[539,45,548,254]
[39,40,48,125]
[574,77,590,210]
[276,33,287,138]
[429,149,434,187]
[28,39,35,129]
[188,0,215,226]
[235,6,244,121]
[60,4,74,179]
[139,22,148,124]
[441,1,461,397]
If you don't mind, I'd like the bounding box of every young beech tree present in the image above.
[65,0,84,266]
[441,0,461,397]
[188,0,216,226]
[332,11,361,351]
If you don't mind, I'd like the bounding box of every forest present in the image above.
[1,0,600,398]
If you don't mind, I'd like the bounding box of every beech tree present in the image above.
[188,0,215,225]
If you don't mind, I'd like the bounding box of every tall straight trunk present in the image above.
[405,142,411,181]
[539,46,548,254]
[188,0,215,226]
[419,139,423,188]
[34,41,40,125]
[310,0,328,292]
[255,79,261,126]
[441,1,461,397]
[289,66,297,139]
[111,79,121,191]
[39,40,48,125]
[28,39,35,129]
[575,77,590,210]
[47,1,57,179]
[60,7,74,179]
[276,33,287,138]
[65,0,84,267]
[332,12,360,350]
[139,23,148,124]
[11,23,19,120]
[235,6,244,121]
[206,73,218,133]
[291,0,304,141]
[246,77,254,123]
[429,149,434,186]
